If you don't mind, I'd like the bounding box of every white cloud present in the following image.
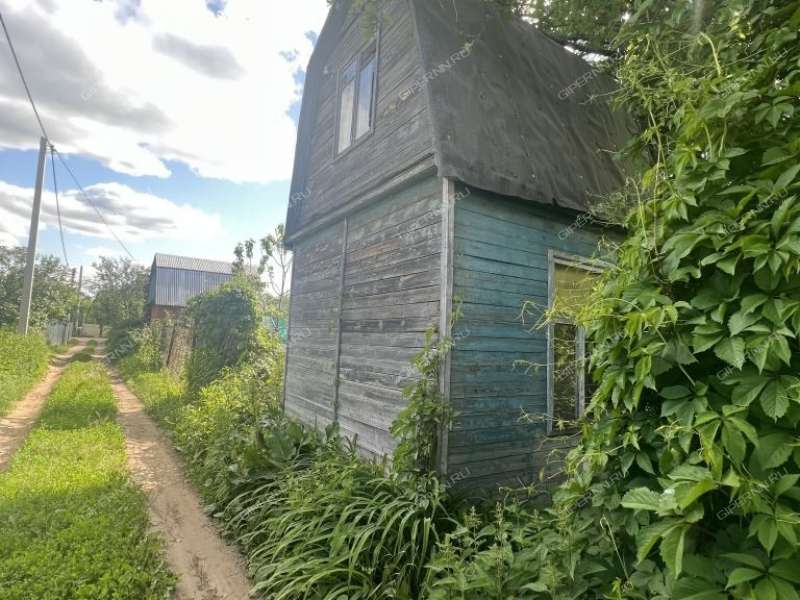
[0,179,223,246]
[0,0,329,182]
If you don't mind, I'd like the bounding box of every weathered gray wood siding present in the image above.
[284,221,346,428]
[292,0,434,235]
[447,185,607,489]
[286,175,442,457]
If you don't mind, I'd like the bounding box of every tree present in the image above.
[89,257,149,335]
[0,247,77,329]
[233,224,292,314]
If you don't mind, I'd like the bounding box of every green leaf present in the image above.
[727,567,764,588]
[636,520,674,563]
[760,380,790,420]
[729,311,760,335]
[770,578,800,600]
[741,294,769,315]
[752,433,794,470]
[756,518,779,552]
[770,558,800,583]
[773,474,800,497]
[725,553,765,570]
[731,377,767,407]
[661,525,688,576]
[672,577,726,600]
[775,163,800,192]
[636,452,656,475]
[754,577,777,600]
[621,487,662,512]
[662,385,692,400]
[677,479,717,509]
[722,423,747,464]
[714,337,746,369]
[762,147,791,166]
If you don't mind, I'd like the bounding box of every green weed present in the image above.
[0,329,49,415]
[0,362,175,599]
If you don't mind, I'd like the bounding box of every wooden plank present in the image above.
[341,331,428,348]
[344,269,439,298]
[341,316,436,333]
[342,285,439,310]
[332,217,348,424]
[341,300,439,322]
[438,177,455,476]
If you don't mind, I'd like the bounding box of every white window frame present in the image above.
[546,250,606,435]
[334,37,379,158]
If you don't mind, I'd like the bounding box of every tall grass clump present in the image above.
[213,412,452,600]
[0,329,49,415]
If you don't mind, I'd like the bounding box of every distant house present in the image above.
[283,0,631,490]
[146,253,239,321]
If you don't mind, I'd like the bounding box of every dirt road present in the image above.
[111,373,252,600]
[0,340,88,471]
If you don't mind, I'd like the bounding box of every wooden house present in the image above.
[283,0,631,490]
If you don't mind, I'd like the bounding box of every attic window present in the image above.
[547,252,604,434]
[336,42,377,154]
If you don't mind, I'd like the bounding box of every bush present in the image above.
[185,277,263,395]
[106,318,146,360]
[0,329,49,415]
[113,322,165,378]
[425,2,800,599]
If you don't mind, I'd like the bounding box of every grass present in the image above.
[123,367,187,430]
[0,329,50,416]
[0,362,175,599]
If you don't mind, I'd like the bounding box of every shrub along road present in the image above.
[0,339,88,471]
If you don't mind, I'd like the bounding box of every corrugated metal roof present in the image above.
[153,253,236,274]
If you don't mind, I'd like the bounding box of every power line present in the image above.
[0,9,48,140]
[1,8,136,263]
[54,149,135,261]
[49,146,69,267]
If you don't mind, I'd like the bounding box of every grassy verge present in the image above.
[0,329,50,416]
[119,358,454,599]
[0,362,175,599]
[123,366,187,430]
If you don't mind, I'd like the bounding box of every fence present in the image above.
[46,322,74,346]
[78,323,102,337]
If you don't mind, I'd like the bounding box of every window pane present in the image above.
[553,322,579,426]
[553,263,599,320]
[355,54,375,139]
[584,338,597,404]
[338,62,356,153]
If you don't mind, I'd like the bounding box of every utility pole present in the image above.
[75,265,83,333]
[17,136,48,335]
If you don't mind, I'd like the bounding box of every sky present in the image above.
[0,0,329,276]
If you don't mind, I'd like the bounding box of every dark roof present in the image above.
[409,0,633,213]
[148,253,241,308]
[287,0,634,236]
